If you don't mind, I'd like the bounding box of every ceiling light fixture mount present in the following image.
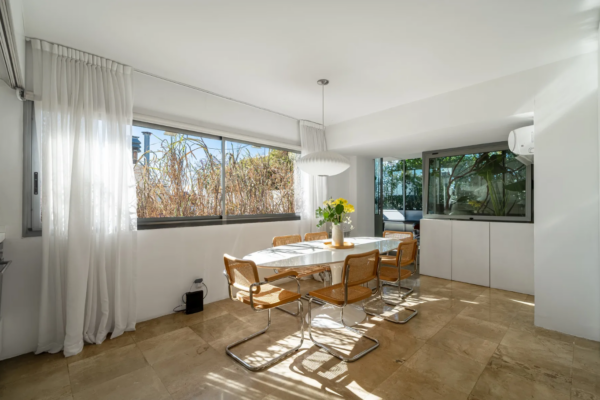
[297,79,350,177]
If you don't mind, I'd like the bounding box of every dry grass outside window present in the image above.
[135,134,297,218]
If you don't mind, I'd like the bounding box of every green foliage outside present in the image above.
[382,158,423,211]
[428,151,526,216]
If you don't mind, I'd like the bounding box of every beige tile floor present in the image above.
[1,274,599,400]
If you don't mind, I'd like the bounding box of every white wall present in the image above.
[0,83,44,360]
[136,220,300,322]
[133,72,300,148]
[327,156,375,238]
[352,156,375,237]
[534,52,600,341]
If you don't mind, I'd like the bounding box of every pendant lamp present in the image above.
[297,79,350,176]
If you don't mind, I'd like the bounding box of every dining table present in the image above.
[243,236,401,328]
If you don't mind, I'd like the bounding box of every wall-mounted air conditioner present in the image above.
[508,125,534,165]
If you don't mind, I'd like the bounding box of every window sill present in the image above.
[22,229,42,238]
[137,214,300,230]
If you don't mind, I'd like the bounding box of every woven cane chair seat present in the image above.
[236,284,301,309]
[379,266,413,283]
[383,231,414,241]
[291,265,330,278]
[309,284,373,306]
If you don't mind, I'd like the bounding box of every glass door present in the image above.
[374,157,424,236]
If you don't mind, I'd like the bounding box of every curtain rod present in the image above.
[25,37,322,125]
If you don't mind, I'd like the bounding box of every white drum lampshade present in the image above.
[297,151,350,176]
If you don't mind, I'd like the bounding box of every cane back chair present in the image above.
[383,230,418,272]
[222,254,304,371]
[272,235,331,308]
[307,249,381,362]
[369,239,419,324]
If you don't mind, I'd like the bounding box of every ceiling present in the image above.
[340,114,534,158]
[21,0,600,125]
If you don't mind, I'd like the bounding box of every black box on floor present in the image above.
[185,290,204,315]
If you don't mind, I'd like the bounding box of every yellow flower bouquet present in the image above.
[315,197,355,229]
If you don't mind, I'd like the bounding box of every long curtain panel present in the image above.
[299,121,328,236]
[32,39,138,357]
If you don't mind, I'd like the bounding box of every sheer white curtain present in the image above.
[32,39,138,357]
[299,121,328,236]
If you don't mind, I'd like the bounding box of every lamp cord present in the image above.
[322,83,325,133]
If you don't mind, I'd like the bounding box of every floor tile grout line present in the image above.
[466,307,578,400]
[570,339,575,399]
[465,322,507,399]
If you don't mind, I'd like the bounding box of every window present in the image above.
[382,159,404,212]
[23,101,41,236]
[374,158,381,215]
[224,140,297,216]
[423,142,532,222]
[133,121,299,229]
[374,158,423,220]
[133,124,223,219]
[405,158,423,211]
[23,116,300,235]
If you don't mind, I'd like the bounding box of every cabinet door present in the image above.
[420,219,452,279]
[451,221,490,286]
[490,222,534,295]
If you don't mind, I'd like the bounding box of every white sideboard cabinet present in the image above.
[451,220,490,287]
[420,219,452,279]
[419,219,534,295]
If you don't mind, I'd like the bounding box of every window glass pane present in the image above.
[374,158,381,214]
[382,159,403,216]
[225,141,297,215]
[133,126,222,218]
[405,158,422,211]
[427,151,527,217]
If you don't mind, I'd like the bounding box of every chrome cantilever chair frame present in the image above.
[223,271,305,371]
[366,247,418,324]
[307,256,381,362]
[381,248,415,299]
[270,272,303,317]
